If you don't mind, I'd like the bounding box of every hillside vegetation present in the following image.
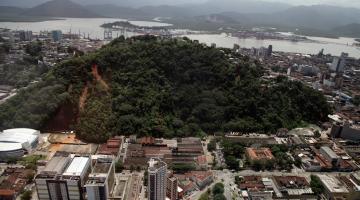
[0,36,331,142]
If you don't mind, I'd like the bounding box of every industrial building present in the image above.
[35,153,91,200]
[85,156,115,200]
[148,158,167,200]
[0,128,40,160]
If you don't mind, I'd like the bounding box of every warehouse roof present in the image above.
[63,157,90,176]
[43,156,70,174]
[320,146,339,159]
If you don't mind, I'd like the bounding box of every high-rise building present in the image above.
[330,52,347,73]
[52,30,63,42]
[85,156,115,200]
[35,153,91,200]
[148,158,167,200]
[166,176,178,200]
[19,31,32,41]
[267,45,273,57]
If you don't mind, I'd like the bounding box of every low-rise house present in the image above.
[186,171,213,190]
[272,176,316,199]
[245,148,274,164]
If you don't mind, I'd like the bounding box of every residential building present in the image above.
[52,30,63,42]
[267,45,273,57]
[186,171,213,190]
[0,168,34,199]
[331,124,360,141]
[166,176,178,200]
[148,158,167,200]
[330,52,347,73]
[19,31,32,41]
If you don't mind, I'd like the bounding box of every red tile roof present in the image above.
[0,189,15,196]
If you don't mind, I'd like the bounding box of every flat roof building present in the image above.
[85,156,115,200]
[320,146,340,167]
[35,154,91,200]
[317,174,349,200]
[63,156,90,178]
[273,176,315,199]
[97,137,122,157]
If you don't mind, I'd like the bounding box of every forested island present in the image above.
[101,21,172,30]
[0,36,332,143]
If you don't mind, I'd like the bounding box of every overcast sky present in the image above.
[2,0,360,9]
[263,0,360,8]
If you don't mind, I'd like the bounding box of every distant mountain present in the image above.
[0,0,49,8]
[201,0,291,14]
[220,5,360,31]
[23,0,101,18]
[84,0,291,20]
[0,6,25,16]
[332,23,360,38]
[85,4,150,19]
[266,5,360,30]
[77,0,204,7]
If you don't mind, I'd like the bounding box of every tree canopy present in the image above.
[0,36,332,142]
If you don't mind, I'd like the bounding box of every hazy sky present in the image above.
[2,0,360,9]
[264,0,360,8]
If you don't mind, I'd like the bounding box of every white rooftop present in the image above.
[63,157,90,176]
[177,186,183,193]
[0,128,39,144]
[0,143,23,152]
[317,174,349,193]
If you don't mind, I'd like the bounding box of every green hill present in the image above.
[0,36,332,143]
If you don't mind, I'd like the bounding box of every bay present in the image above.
[1,18,360,58]
[183,33,360,58]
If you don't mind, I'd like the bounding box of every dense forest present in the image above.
[0,41,49,88]
[0,36,332,143]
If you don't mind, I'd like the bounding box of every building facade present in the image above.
[85,156,115,200]
[148,158,167,200]
[35,154,91,200]
[166,176,178,200]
